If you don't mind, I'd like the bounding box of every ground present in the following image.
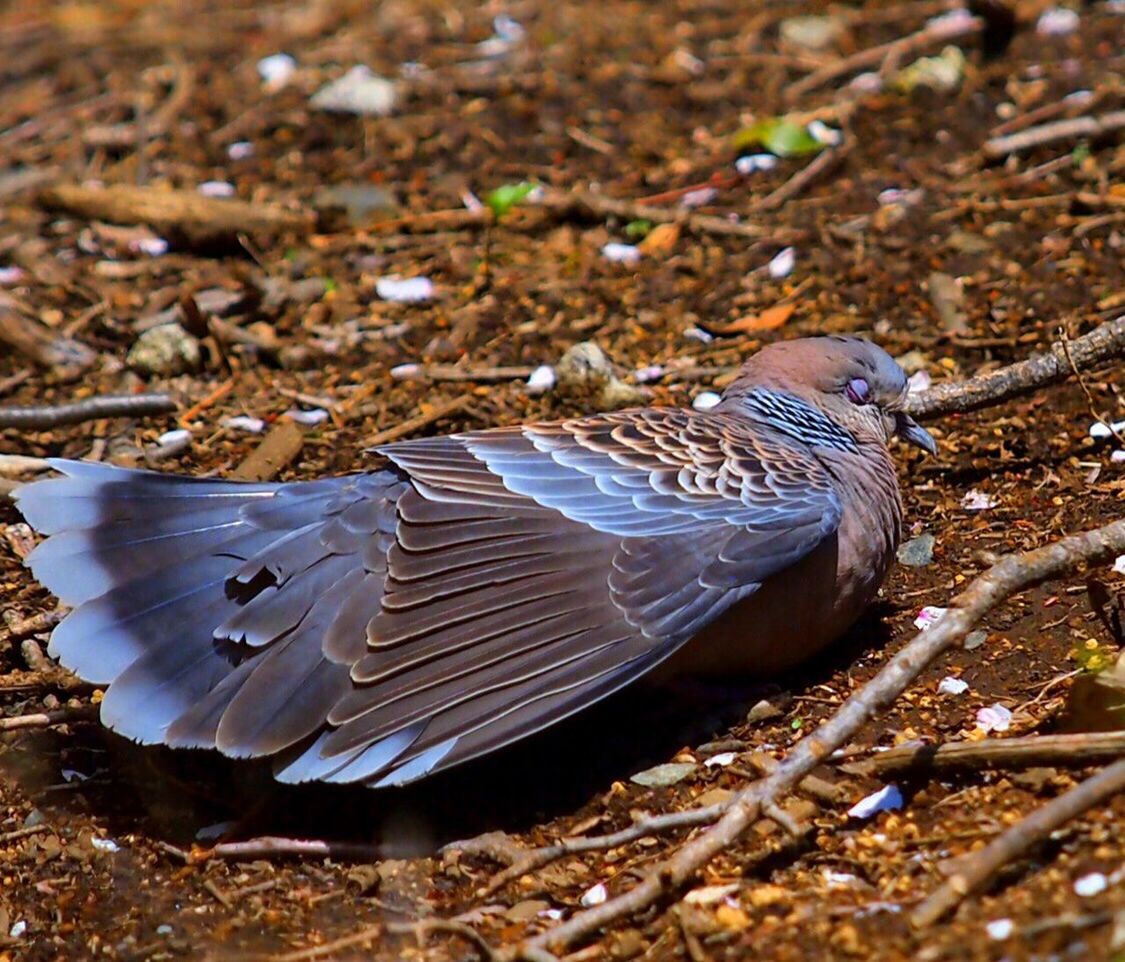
[1,0,1124,959]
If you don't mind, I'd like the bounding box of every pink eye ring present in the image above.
[845,377,871,404]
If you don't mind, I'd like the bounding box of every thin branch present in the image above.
[504,519,1125,960]
[0,705,98,731]
[536,189,804,243]
[201,836,385,863]
[0,393,177,430]
[785,14,983,100]
[912,757,1125,927]
[983,110,1125,160]
[905,315,1125,420]
[758,139,852,211]
[269,917,497,962]
[1059,325,1125,447]
[479,804,727,898]
[363,395,473,447]
[840,731,1125,777]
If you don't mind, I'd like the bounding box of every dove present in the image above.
[14,336,935,787]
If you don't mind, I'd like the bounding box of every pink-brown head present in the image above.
[719,336,936,454]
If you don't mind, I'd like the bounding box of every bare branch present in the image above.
[983,110,1125,160]
[505,519,1125,959]
[0,393,177,430]
[840,731,1125,777]
[912,757,1125,927]
[905,315,1125,420]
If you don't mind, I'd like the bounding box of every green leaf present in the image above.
[486,182,536,218]
[733,118,825,157]
[624,219,653,239]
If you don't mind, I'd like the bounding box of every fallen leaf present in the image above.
[707,302,796,335]
[638,222,680,255]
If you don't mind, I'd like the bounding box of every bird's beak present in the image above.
[894,412,937,455]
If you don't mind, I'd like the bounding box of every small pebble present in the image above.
[847,784,903,819]
[132,237,169,257]
[0,266,26,284]
[683,326,714,344]
[927,7,976,28]
[601,242,642,265]
[1114,554,1125,576]
[692,391,722,411]
[964,630,988,651]
[390,363,422,380]
[9,921,26,939]
[1074,872,1108,897]
[630,762,696,787]
[897,533,935,567]
[849,71,883,92]
[735,154,779,175]
[90,837,120,853]
[938,676,969,696]
[1110,450,1125,463]
[823,869,861,886]
[526,365,556,395]
[680,187,717,208]
[156,924,174,936]
[376,276,434,303]
[311,66,398,116]
[257,53,296,88]
[808,120,842,145]
[634,364,664,383]
[580,883,608,907]
[1089,419,1125,439]
[986,918,1014,941]
[227,141,254,160]
[1037,7,1080,35]
[156,429,192,447]
[976,703,1012,734]
[767,247,796,279]
[198,180,235,198]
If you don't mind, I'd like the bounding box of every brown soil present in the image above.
[1,1,1124,960]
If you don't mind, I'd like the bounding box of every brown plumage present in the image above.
[14,336,935,787]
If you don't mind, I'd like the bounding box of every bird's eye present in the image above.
[845,377,871,405]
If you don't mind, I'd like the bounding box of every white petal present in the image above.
[847,784,903,819]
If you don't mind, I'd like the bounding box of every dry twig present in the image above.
[905,315,1125,420]
[983,110,1125,160]
[912,757,1125,926]
[841,731,1125,777]
[0,705,98,732]
[785,14,983,100]
[0,294,97,382]
[38,183,314,244]
[200,836,385,863]
[0,393,177,430]
[505,520,1125,959]
[363,396,473,447]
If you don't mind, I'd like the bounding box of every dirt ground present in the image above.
[1,0,1125,959]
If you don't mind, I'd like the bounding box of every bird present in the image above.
[14,335,935,788]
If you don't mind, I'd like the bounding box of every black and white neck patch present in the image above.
[738,389,860,453]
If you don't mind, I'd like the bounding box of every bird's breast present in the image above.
[659,448,902,678]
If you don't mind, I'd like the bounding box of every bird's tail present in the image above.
[12,459,358,754]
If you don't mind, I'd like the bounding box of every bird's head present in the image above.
[719,335,937,455]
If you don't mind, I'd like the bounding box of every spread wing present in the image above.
[19,408,842,787]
